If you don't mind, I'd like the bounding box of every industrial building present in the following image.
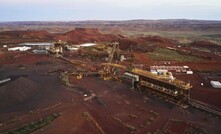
[19,42,54,51]
[150,65,193,74]
[210,81,221,88]
[8,46,31,51]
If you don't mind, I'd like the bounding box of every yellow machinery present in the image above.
[100,63,192,90]
[71,72,83,79]
[100,63,192,104]
[76,73,83,79]
[99,42,119,80]
[98,42,192,104]
[49,40,65,55]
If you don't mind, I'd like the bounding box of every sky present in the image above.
[0,0,221,21]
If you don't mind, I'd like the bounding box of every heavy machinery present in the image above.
[99,41,191,104]
[99,42,120,80]
[100,63,192,104]
[76,73,83,79]
[49,40,65,55]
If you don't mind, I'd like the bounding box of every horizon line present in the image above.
[1,18,221,23]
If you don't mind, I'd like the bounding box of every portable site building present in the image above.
[210,81,221,88]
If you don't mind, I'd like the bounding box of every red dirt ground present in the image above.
[118,38,141,50]
[0,30,54,45]
[0,56,221,133]
[0,30,52,39]
[0,52,51,65]
[0,29,221,133]
[134,53,152,63]
[0,77,40,109]
[175,73,221,109]
[162,119,207,134]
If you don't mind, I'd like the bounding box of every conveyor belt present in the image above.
[189,99,221,117]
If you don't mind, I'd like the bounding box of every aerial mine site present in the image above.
[0,20,221,134]
[1,1,221,134]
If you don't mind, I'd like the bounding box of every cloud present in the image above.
[0,0,72,6]
[0,0,220,21]
[1,0,220,8]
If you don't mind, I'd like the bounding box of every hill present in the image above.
[0,77,40,108]
[54,28,119,44]
[1,19,221,32]
[0,30,54,45]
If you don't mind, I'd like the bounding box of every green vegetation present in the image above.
[17,65,27,70]
[60,72,70,86]
[3,113,60,134]
[129,114,137,119]
[122,30,221,46]
[146,121,151,126]
[125,124,136,132]
[145,117,155,126]
[147,47,204,62]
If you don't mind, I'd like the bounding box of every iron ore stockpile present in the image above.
[0,26,221,134]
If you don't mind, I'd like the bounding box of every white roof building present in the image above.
[183,66,189,69]
[8,46,31,51]
[19,42,54,46]
[157,69,168,73]
[210,81,221,88]
[77,43,96,47]
[186,71,193,74]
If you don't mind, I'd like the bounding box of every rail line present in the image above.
[59,56,221,117]
[188,99,221,117]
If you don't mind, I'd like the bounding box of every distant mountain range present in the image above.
[1,19,221,33]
